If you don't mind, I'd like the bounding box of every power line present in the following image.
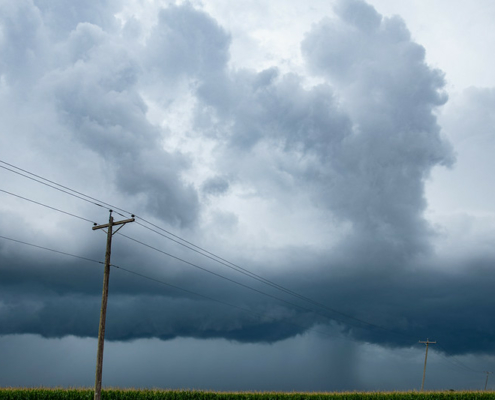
[435,343,485,374]
[0,160,140,219]
[0,160,117,210]
[0,188,96,224]
[0,234,103,265]
[0,164,106,209]
[434,351,483,374]
[0,160,179,229]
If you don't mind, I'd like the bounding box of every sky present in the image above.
[1,0,495,392]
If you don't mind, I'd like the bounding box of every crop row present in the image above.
[1,390,495,400]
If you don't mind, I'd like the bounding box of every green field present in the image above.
[1,389,495,400]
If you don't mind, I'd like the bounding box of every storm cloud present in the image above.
[1,1,495,387]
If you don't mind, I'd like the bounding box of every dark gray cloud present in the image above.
[1,0,495,384]
[201,175,230,196]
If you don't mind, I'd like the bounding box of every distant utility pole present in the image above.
[92,210,134,400]
[485,371,492,391]
[419,339,436,391]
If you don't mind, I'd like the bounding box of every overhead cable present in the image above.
[0,188,96,224]
[0,234,103,265]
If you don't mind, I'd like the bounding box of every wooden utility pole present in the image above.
[92,210,134,400]
[484,371,492,391]
[419,339,436,391]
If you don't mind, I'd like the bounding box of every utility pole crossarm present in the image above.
[419,340,437,345]
[92,217,135,231]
